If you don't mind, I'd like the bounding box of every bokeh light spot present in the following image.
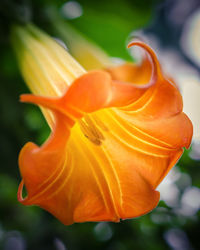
[164,228,191,250]
[61,1,83,20]
[94,222,113,242]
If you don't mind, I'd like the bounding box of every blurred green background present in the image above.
[0,0,200,249]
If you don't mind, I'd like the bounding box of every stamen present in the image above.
[78,115,106,145]
[92,114,109,131]
[84,115,104,140]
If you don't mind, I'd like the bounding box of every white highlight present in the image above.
[61,1,83,20]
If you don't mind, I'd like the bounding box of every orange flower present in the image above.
[13,25,192,225]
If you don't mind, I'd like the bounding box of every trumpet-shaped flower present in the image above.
[12,24,192,225]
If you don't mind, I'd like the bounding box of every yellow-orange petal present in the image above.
[18,42,193,225]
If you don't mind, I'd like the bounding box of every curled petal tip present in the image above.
[20,94,61,115]
[20,94,26,103]
[127,40,142,49]
[127,40,162,82]
[17,180,26,203]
